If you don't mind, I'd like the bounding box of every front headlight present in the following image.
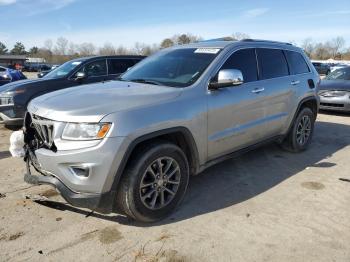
[2,74,11,80]
[62,123,111,141]
[0,95,14,105]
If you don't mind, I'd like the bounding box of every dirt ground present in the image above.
[0,112,349,262]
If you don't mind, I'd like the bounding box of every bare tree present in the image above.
[78,42,96,56]
[313,43,331,60]
[231,32,250,40]
[301,38,314,58]
[67,43,78,56]
[99,43,117,55]
[54,37,69,55]
[115,46,129,55]
[133,42,148,55]
[37,48,53,63]
[329,36,345,58]
[44,39,53,52]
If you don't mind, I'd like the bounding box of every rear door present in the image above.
[256,48,294,137]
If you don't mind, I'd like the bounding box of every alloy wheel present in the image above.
[139,157,181,210]
[296,115,312,146]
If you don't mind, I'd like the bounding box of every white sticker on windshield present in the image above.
[194,48,220,54]
[72,62,82,65]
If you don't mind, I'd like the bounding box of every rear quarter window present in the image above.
[285,50,310,75]
[108,59,136,75]
[257,48,289,80]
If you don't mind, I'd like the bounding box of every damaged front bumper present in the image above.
[24,149,115,213]
[22,112,126,214]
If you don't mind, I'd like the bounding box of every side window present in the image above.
[257,48,289,80]
[82,60,107,77]
[285,51,310,75]
[221,48,258,83]
[108,59,135,75]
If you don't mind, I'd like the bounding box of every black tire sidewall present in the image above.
[126,144,189,222]
[291,108,315,151]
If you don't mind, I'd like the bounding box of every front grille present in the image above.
[31,114,55,147]
[320,102,344,108]
[0,97,13,105]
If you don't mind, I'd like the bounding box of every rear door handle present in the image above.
[291,80,300,85]
[252,87,265,94]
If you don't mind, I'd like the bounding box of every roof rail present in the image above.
[240,39,293,45]
[200,37,236,42]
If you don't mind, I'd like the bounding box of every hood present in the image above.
[319,80,350,91]
[0,78,58,93]
[28,80,183,122]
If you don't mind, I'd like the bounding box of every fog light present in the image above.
[70,166,90,177]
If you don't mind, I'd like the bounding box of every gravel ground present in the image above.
[0,112,349,261]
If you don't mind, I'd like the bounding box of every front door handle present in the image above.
[291,80,300,85]
[252,87,265,94]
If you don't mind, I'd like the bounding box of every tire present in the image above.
[282,107,315,153]
[116,141,189,222]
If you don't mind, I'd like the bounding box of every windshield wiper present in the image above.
[128,78,162,86]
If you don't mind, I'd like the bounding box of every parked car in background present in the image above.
[0,66,26,86]
[23,39,319,222]
[330,63,348,72]
[23,63,53,72]
[0,55,145,127]
[37,70,51,78]
[312,62,331,75]
[319,66,350,112]
[37,64,61,78]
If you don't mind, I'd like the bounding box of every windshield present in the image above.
[119,48,221,87]
[44,60,83,79]
[325,67,350,80]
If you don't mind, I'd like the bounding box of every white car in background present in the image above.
[330,63,348,72]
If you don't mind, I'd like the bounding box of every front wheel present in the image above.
[282,107,315,153]
[116,141,189,222]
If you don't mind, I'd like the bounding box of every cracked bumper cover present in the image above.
[24,171,114,213]
[23,136,128,213]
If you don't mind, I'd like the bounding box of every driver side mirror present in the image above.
[209,69,244,90]
[74,72,86,81]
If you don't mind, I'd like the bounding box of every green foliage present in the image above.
[10,42,26,55]
[0,42,8,54]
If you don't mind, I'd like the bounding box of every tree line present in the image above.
[0,33,349,64]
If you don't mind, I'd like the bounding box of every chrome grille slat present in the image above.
[31,114,54,147]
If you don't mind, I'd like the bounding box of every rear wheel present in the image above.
[282,107,315,152]
[116,141,189,222]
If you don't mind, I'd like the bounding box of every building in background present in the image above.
[0,55,27,70]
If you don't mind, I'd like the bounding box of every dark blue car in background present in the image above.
[0,66,26,86]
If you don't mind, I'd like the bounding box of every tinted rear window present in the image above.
[257,48,289,80]
[108,59,136,74]
[285,51,310,75]
[221,48,258,82]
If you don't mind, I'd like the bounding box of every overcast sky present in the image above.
[0,0,350,49]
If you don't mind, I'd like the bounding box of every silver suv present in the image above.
[23,39,320,222]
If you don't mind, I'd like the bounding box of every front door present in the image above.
[207,48,266,160]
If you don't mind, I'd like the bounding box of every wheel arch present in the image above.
[285,95,319,137]
[110,127,200,199]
